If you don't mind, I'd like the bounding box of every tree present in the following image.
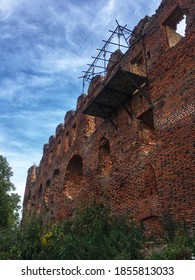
[0,155,20,228]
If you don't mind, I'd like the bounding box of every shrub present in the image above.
[149,213,195,260]
[38,204,145,260]
[0,216,42,260]
[1,206,194,260]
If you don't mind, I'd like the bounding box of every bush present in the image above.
[0,216,42,260]
[38,204,145,260]
[149,214,195,260]
[0,206,194,260]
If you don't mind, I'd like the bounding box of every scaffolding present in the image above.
[79,20,147,92]
[80,21,151,128]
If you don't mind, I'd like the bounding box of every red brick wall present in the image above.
[23,0,195,232]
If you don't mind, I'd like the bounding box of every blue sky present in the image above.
[0,0,162,206]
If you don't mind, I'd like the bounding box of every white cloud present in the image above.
[97,0,116,25]
[0,77,24,100]
[0,0,22,18]
[38,47,90,74]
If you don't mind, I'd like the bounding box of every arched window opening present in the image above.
[143,165,157,198]
[53,168,60,177]
[48,150,52,165]
[163,6,187,48]
[39,184,43,195]
[64,131,70,152]
[46,179,51,187]
[72,123,77,143]
[130,50,145,76]
[98,137,112,176]
[64,155,83,200]
[28,190,31,200]
[32,195,36,205]
[56,140,61,156]
[131,51,144,65]
[147,51,151,60]
[65,155,83,181]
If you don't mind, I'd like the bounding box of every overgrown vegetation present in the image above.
[149,213,195,260]
[0,205,145,260]
[0,205,194,260]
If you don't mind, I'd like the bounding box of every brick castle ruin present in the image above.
[23,0,195,233]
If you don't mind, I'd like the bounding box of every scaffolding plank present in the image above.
[107,69,147,94]
[83,69,147,118]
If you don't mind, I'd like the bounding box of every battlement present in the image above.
[23,0,195,233]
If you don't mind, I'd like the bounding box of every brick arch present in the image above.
[28,190,31,200]
[65,155,83,179]
[98,137,112,176]
[141,216,164,236]
[64,155,84,201]
[144,164,157,198]
[46,179,51,187]
[39,184,43,195]
[53,168,60,177]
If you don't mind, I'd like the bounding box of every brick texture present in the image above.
[23,0,195,233]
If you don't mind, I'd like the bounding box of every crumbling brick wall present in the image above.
[23,0,195,233]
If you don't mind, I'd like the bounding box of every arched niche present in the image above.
[64,155,84,200]
[46,179,51,188]
[143,164,157,198]
[39,184,43,195]
[28,190,31,200]
[98,137,112,176]
[53,168,60,177]
[141,216,164,236]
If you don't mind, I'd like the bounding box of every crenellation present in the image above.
[106,49,123,76]
[28,165,37,183]
[87,75,105,97]
[76,94,87,110]
[48,135,55,145]
[64,110,75,124]
[43,143,49,152]
[55,123,64,136]
[23,0,195,233]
